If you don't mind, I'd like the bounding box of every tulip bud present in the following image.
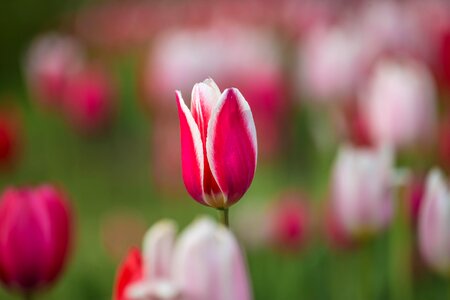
[331,145,394,239]
[24,33,85,109]
[0,185,72,295]
[62,65,115,135]
[176,79,257,209]
[114,217,252,300]
[267,193,310,252]
[0,107,21,170]
[418,169,450,275]
[173,218,252,300]
[361,58,437,148]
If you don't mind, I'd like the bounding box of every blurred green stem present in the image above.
[389,185,412,300]
[218,208,229,227]
[24,293,33,300]
[360,244,373,300]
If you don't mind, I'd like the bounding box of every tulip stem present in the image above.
[218,208,229,227]
[24,293,33,300]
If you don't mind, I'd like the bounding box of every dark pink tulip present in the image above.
[0,107,22,170]
[268,193,310,252]
[0,185,72,294]
[176,79,257,209]
[62,66,115,135]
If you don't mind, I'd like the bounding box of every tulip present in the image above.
[331,145,394,239]
[114,217,252,300]
[418,169,450,275]
[0,185,72,298]
[360,58,437,148]
[267,192,310,252]
[62,65,115,135]
[24,33,85,109]
[0,107,21,170]
[175,79,257,215]
[297,24,369,102]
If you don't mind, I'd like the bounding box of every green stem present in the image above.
[360,244,373,300]
[218,208,229,228]
[24,293,33,300]
[389,186,412,300]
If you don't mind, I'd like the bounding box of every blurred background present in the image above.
[1,0,450,299]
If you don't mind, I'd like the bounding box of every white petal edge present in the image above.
[142,219,178,280]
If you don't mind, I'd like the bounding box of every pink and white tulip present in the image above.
[418,169,450,275]
[0,185,72,295]
[24,33,85,109]
[331,145,394,239]
[360,58,437,148]
[114,217,252,300]
[176,79,257,209]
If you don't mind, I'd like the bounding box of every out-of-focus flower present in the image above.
[357,1,424,58]
[297,24,369,102]
[24,33,85,109]
[342,100,373,147]
[405,175,426,227]
[0,106,21,170]
[267,192,310,252]
[438,116,450,170]
[418,169,450,275]
[176,79,257,209]
[331,145,394,239]
[114,217,252,300]
[144,25,284,159]
[0,185,72,295]
[361,59,437,148]
[62,65,115,135]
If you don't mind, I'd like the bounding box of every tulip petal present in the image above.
[142,220,177,280]
[419,169,450,273]
[176,91,205,205]
[191,78,221,141]
[173,217,251,300]
[206,88,257,207]
[114,248,143,300]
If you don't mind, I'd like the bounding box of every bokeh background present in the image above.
[1,0,450,299]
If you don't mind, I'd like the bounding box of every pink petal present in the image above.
[206,88,257,207]
[176,91,205,205]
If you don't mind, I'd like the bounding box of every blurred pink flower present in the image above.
[331,145,394,239]
[0,185,72,295]
[24,33,85,109]
[62,65,115,135]
[360,59,437,148]
[0,106,22,170]
[405,175,426,227]
[176,79,257,209]
[114,217,252,300]
[297,24,370,102]
[418,169,450,275]
[267,192,310,252]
